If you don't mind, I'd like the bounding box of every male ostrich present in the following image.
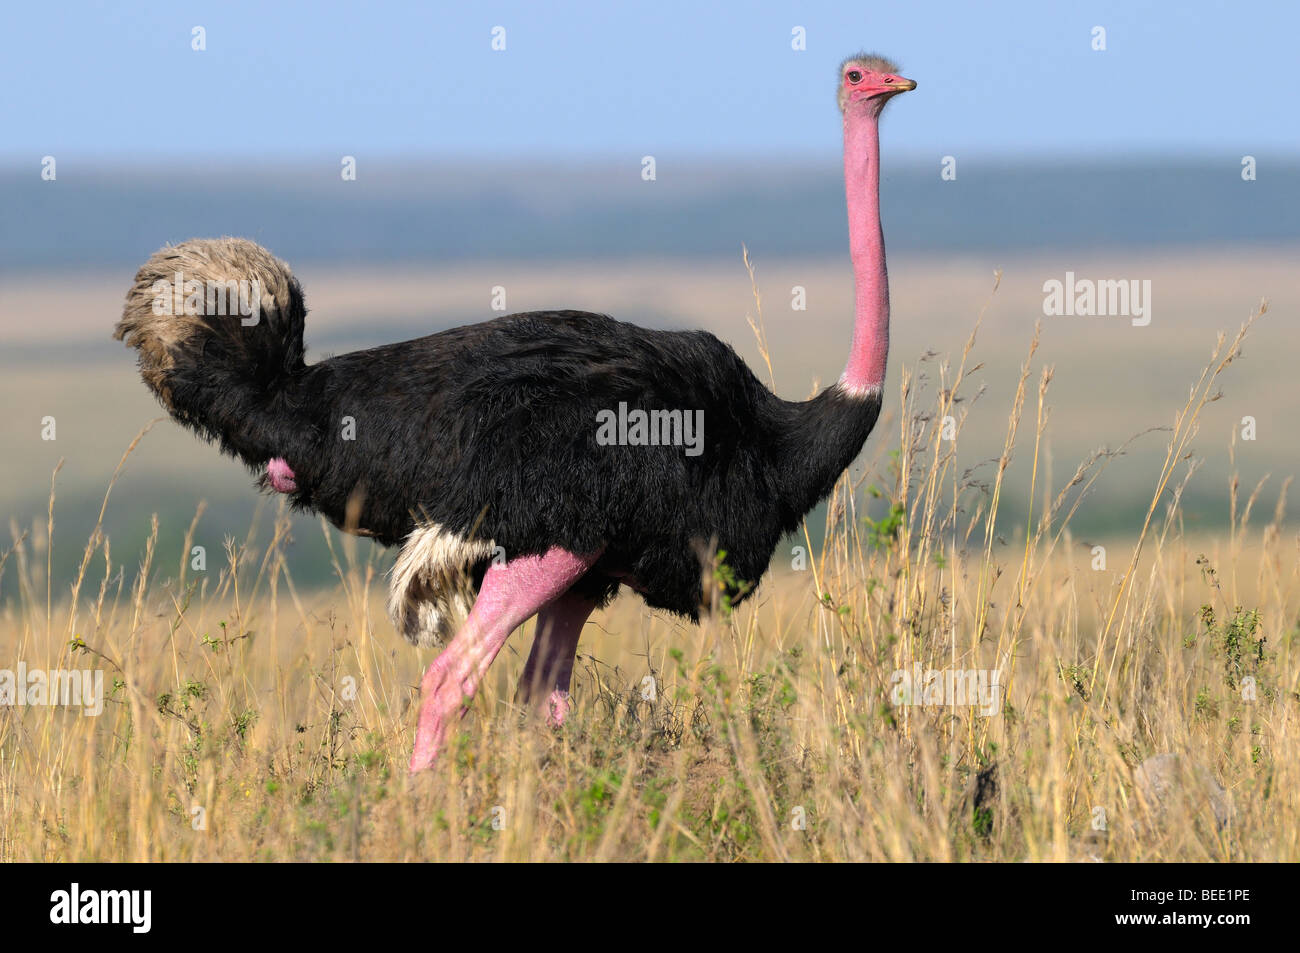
[114,55,915,771]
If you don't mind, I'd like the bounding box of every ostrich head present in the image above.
[837,54,916,114]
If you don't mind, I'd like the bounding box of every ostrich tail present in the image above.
[114,238,308,456]
[388,525,496,647]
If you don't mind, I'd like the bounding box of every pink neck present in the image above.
[838,109,889,396]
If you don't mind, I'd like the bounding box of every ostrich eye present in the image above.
[846,70,863,83]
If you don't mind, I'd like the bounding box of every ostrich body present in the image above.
[113,55,914,771]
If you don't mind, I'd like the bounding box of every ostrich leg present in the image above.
[516,589,599,726]
[409,547,602,772]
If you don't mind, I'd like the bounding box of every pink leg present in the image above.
[409,547,602,773]
[516,589,598,726]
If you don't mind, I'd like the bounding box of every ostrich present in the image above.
[113,54,915,771]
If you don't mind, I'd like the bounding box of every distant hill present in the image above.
[2,158,1297,272]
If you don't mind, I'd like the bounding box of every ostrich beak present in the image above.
[890,76,917,92]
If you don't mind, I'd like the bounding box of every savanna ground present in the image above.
[0,258,1295,861]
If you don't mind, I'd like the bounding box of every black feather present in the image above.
[118,242,881,619]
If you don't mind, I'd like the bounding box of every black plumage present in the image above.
[115,239,881,619]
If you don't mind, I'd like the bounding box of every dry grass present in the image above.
[1,286,1295,862]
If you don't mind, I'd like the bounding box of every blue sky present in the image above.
[2,0,1296,162]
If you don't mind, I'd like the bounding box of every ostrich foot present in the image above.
[409,652,473,772]
[266,457,297,493]
[515,589,597,728]
[546,689,573,727]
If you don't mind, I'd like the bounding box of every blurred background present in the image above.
[1,0,1297,591]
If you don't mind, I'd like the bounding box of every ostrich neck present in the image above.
[839,110,889,396]
[767,107,890,519]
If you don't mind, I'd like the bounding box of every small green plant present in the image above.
[1194,604,1266,688]
[1058,663,1091,701]
[864,501,906,550]
[709,549,753,617]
